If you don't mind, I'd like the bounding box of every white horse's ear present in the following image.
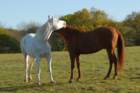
[48,15,51,19]
[51,16,54,19]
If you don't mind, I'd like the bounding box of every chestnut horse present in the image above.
[55,26,124,83]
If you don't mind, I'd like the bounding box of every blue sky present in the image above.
[0,0,140,28]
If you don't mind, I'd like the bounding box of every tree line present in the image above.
[0,8,140,53]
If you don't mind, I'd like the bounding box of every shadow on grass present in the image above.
[129,73,140,80]
[0,82,67,92]
[0,84,53,93]
[0,83,47,92]
[130,77,140,80]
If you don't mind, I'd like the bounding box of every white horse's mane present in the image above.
[35,20,52,41]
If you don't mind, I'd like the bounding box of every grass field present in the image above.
[0,46,140,93]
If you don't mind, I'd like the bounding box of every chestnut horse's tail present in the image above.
[117,33,125,71]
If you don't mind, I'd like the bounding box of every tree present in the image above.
[49,33,64,51]
[123,12,140,45]
[0,34,20,53]
[18,21,40,37]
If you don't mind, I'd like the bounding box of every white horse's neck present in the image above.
[35,22,52,41]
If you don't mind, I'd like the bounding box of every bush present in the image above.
[0,34,20,53]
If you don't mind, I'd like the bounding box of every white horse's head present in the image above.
[43,16,66,40]
[49,16,66,30]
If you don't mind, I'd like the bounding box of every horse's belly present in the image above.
[32,43,51,56]
[77,46,103,54]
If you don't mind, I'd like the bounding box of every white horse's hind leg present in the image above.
[35,57,41,85]
[24,55,30,83]
[46,54,55,83]
[28,60,34,82]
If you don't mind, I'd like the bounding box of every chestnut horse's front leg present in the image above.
[69,52,76,83]
[76,55,81,81]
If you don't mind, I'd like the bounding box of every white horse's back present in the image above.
[20,33,51,57]
[20,33,35,56]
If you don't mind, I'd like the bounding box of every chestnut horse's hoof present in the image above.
[104,76,109,80]
[113,76,119,80]
[69,80,72,83]
[28,77,32,82]
[76,78,80,81]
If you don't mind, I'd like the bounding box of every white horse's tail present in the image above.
[20,38,26,55]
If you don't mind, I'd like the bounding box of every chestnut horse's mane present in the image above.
[66,25,116,33]
[66,25,87,32]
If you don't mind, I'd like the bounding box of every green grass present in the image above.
[0,46,140,93]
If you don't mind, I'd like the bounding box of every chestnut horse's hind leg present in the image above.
[76,54,81,81]
[69,52,76,83]
[112,54,118,79]
[104,49,113,79]
[105,49,118,80]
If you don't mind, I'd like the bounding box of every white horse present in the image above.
[20,16,66,85]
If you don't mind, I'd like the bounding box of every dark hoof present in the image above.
[104,76,109,80]
[28,77,32,82]
[69,80,72,83]
[24,77,32,83]
[24,79,29,83]
[76,78,80,81]
[50,80,56,84]
[113,76,118,80]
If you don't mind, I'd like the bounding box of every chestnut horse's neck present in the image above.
[57,27,80,44]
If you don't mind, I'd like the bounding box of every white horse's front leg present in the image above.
[35,57,41,85]
[46,54,55,83]
[25,55,30,82]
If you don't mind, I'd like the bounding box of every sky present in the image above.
[0,0,140,28]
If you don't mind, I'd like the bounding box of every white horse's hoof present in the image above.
[50,80,56,84]
[24,79,29,83]
[38,82,42,86]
